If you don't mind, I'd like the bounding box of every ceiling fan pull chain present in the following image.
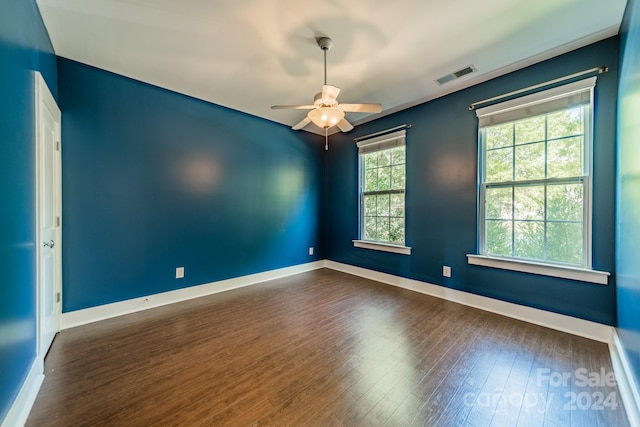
[325,128,329,151]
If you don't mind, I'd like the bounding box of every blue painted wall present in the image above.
[0,0,57,421]
[325,38,619,325]
[58,59,324,311]
[617,0,640,400]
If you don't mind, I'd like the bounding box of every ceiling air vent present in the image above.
[436,65,477,85]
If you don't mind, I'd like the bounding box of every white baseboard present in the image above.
[325,260,612,343]
[61,261,326,329]
[610,330,640,427]
[1,357,43,427]
[62,258,614,341]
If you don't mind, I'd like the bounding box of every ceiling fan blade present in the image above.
[292,116,312,130]
[339,103,383,113]
[322,85,341,104]
[271,104,316,110]
[336,118,353,132]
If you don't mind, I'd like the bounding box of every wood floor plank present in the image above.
[26,269,630,427]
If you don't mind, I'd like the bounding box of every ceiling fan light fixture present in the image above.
[308,107,344,129]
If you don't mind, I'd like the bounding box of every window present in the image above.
[476,78,596,269]
[353,130,410,254]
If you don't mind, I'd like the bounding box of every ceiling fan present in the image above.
[271,37,382,150]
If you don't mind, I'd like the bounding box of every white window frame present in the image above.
[467,77,609,284]
[353,130,411,255]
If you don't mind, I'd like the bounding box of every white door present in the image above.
[36,72,62,358]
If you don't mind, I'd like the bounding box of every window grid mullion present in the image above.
[511,122,516,182]
[363,189,405,196]
[486,176,585,188]
[511,185,515,257]
[543,115,549,261]
[511,122,515,257]
[373,206,378,241]
[375,160,380,239]
[360,155,365,240]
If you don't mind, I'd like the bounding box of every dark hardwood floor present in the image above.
[27,269,629,426]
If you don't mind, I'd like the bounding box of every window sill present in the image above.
[466,255,609,285]
[353,240,412,255]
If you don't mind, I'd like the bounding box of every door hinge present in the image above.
[56,216,61,227]
[56,292,61,303]
[56,141,60,151]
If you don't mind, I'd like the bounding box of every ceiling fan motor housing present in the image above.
[314,92,338,107]
[317,37,333,51]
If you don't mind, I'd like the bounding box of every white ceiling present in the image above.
[37,0,627,135]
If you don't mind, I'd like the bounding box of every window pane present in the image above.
[364,152,378,170]
[515,116,545,144]
[365,168,377,192]
[378,217,390,242]
[378,166,391,191]
[547,107,583,139]
[364,217,377,240]
[514,185,544,220]
[547,136,583,178]
[486,187,512,220]
[514,220,544,259]
[486,123,513,149]
[486,220,512,256]
[547,222,583,264]
[392,146,405,165]
[486,147,513,183]
[376,194,390,216]
[391,165,405,190]
[547,183,583,221]
[390,194,404,217]
[364,195,376,215]
[389,217,405,244]
[378,149,391,167]
[514,142,545,181]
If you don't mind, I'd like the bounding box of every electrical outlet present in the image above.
[309,247,314,256]
[443,265,452,278]
[176,267,185,279]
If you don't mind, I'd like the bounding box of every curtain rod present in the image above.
[354,124,412,142]
[468,66,608,111]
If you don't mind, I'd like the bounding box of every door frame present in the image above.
[34,71,62,359]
